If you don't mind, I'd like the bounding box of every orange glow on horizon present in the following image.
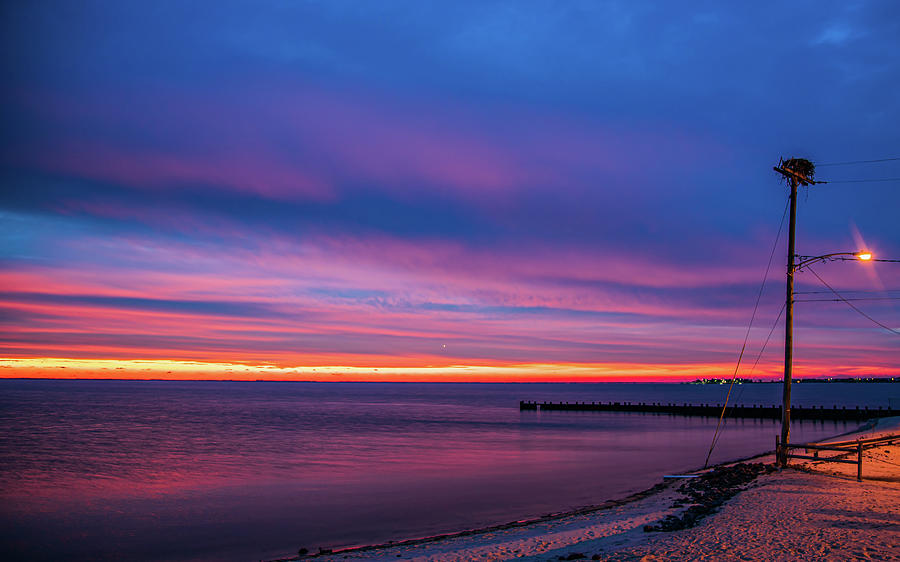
[3,357,897,383]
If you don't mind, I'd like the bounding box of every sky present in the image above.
[1,1,898,381]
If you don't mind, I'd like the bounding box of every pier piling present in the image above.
[518,401,897,420]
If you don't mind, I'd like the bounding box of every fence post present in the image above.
[775,435,781,467]
[857,442,863,481]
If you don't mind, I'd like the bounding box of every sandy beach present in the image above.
[295,417,900,562]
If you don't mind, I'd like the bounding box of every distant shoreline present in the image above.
[687,377,899,384]
[2,377,899,384]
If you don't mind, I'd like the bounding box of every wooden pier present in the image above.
[519,401,899,421]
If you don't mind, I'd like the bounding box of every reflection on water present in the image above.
[1,380,891,561]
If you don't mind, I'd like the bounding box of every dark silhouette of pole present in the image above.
[780,175,798,466]
[773,158,815,466]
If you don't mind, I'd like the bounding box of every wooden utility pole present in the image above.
[773,158,814,466]
[780,174,797,466]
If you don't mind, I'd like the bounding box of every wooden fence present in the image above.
[779,434,898,481]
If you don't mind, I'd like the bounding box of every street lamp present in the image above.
[778,249,873,465]
[794,251,875,270]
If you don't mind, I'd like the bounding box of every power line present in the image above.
[709,301,787,456]
[704,196,789,468]
[806,266,900,336]
[817,157,900,167]
[819,177,900,184]
[795,289,900,294]
[746,302,787,378]
[797,296,900,302]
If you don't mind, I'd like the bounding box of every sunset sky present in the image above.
[2,1,898,381]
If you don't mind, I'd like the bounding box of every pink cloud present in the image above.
[4,218,895,372]
[11,82,723,203]
[30,144,334,201]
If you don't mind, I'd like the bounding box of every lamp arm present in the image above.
[793,252,857,271]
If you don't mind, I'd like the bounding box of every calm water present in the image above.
[1,380,897,561]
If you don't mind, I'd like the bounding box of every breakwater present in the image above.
[519,401,899,421]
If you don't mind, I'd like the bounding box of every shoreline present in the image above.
[276,482,675,561]
[277,417,899,561]
[276,480,679,561]
[274,451,782,561]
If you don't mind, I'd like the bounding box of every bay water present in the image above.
[1,380,897,561]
